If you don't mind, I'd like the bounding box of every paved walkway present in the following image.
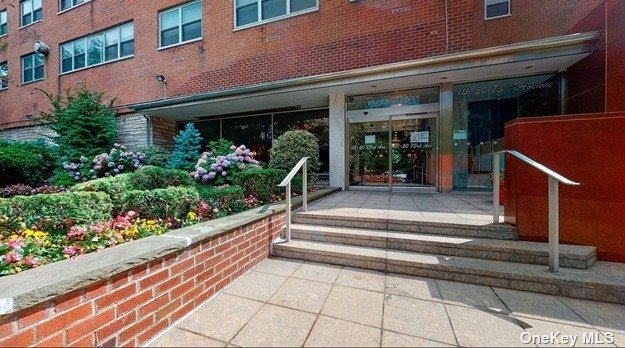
[149,258,624,347]
[304,190,503,225]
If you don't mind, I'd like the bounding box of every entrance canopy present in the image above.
[132,32,599,120]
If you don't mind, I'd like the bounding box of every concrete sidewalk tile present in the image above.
[436,279,508,313]
[224,271,287,302]
[446,305,527,347]
[178,294,263,343]
[321,285,384,327]
[385,273,442,302]
[558,297,625,335]
[149,328,226,347]
[335,267,386,292]
[230,304,316,347]
[292,261,342,284]
[253,258,303,277]
[383,294,456,345]
[381,330,454,347]
[304,316,381,347]
[269,277,332,313]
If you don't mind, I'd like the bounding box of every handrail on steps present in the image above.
[492,150,580,273]
[277,157,309,242]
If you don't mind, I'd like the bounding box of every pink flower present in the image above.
[8,237,24,250]
[67,226,87,240]
[91,223,107,235]
[63,245,83,258]
[111,216,132,230]
[126,211,137,219]
[21,256,39,267]
[2,251,21,264]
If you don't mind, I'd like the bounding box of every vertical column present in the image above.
[438,83,454,193]
[329,94,346,190]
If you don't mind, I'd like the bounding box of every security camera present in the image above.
[34,41,50,55]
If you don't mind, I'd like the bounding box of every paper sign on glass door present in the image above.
[410,131,429,143]
[364,135,376,144]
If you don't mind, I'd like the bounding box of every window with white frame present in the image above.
[0,10,7,36]
[61,22,134,73]
[235,0,317,28]
[22,53,44,83]
[60,0,86,12]
[20,0,42,27]
[0,62,7,90]
[159,1,202,48]
[485,0,510,19]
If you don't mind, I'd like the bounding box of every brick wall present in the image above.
[0,212,285,347]
[151,117,176,150]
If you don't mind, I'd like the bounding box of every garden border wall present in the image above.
[0,188,336,347]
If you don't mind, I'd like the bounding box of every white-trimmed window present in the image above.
[235,0,317,28]
[22,53,44,83]
[485,0,510,20]
[0,62,7,90]
[159,1,202,48]
[61,22,134,73]
[20,0,42,27]
[0,10,7,36]
[60,0,86,12]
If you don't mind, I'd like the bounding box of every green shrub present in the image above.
[196,185,246,217]
[70,174,131,211]
[231,168,287,203]
[49,169,78,187]
[0,191,112,231]
[0,140,57,186]
[121,186,199,220]
[38,89,117,163]
[168,123,203,170]
[127,166,194,190]
[136,145,171,167]
[269,130,320,184]
[207,139,234,156]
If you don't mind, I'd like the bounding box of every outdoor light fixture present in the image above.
[155,75,167,83]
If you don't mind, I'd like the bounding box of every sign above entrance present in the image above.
[410,131,429,143]
[347,87,439,111]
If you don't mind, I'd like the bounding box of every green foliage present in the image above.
[121,186,199,220]
[231,168,287,203]
[70,174,131,212]
[0,191,112,231]
[135,145,171,167]
[127,166,194,191]
[38,88,117,163]
[269,130,320,184]
[207,139,234,156]
[168,123,203,170]
[0,140,57,186]
[49,169,78,187]
[196,185,246,217]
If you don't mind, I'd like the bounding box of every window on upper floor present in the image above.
[485,0,510,20]
[235,0,317,28]
[60,22,134,74]
[60,0,86,12]
[159,1,202,48]
[20,0,42,27]
[22,53,44,83]
[0,10,7,36]
[0,62,7,90]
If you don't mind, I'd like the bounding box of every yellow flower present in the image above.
[146,220,156,226]
[186,212,197,221]
[33,231,48,240]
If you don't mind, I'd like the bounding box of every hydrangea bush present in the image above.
[190,145,260,185]
[63,143,145,181]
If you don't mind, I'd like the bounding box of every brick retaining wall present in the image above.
[0,212,286,347]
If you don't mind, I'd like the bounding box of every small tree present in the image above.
[38,88,117,163]
[168,123,203,170]
[269,130,320,183]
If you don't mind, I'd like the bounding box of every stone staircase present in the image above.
[272,211,625,304]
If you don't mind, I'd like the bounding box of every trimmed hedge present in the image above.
[127,166,194,191]
[196,185,246,217]
[0,191,112,231]
[121,186,199,220]
[70,174,131,212]
[0,140,57,186]
[231,168,287,203]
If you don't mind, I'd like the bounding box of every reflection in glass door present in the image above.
[390,116,437,187]
[349,121,390,186]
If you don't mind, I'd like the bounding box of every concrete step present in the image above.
[272,239,625,304]
[290,224,597,269]
[292,212,518,240]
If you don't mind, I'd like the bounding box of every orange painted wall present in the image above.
[504,113,625,262]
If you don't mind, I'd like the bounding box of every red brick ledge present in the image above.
[0,188,338,347]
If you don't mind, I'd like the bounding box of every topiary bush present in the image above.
[0,191,113,232]
[231,168,287,203]
[70,174,131,212]
[127,166,194,191]
[0,140,57,186]
[168,123,203,170]
[121,186,199,220]
[196,185,246,217]
[135,145,171,167]
[269,130,320,184]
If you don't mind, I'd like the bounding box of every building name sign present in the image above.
[347,87,439,111]
[456,80,555,97]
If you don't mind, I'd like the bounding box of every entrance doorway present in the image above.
[349,115,438,189]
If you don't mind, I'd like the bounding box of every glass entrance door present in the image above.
[349,121,390,186]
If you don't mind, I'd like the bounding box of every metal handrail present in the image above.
[492,150,580,273]
[278,157,309,242]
